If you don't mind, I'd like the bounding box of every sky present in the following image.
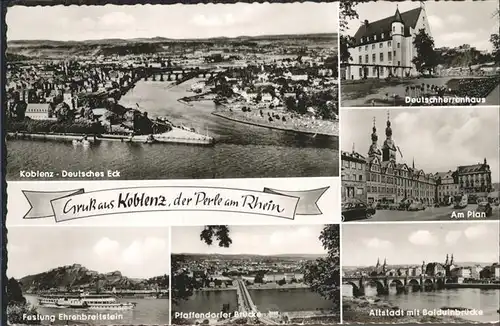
[6,3,338,41]
[343,222,499,266]
[341,107,500,183]
[172,225,327,255]
[7,227,170,279]
[344,1,499,52]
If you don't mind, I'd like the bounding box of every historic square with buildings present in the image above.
[340,1,500,106]
[341,107,499,221]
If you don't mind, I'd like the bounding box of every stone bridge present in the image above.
[90,64,220,82]
[343,275,451,296]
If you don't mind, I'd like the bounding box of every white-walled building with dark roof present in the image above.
[345,5,432,80]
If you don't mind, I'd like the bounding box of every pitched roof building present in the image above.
[344,5,432,80]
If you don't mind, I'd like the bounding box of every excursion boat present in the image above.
[38,292,136,311]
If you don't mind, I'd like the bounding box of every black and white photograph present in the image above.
[170,225,340,325]
[341,107,500,222]
[6,227,170,325]
[342,222,500,323]
[339,0,500,107]
[4,2,339,181]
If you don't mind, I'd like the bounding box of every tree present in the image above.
[339,1,370,32]
[277,278,287,286]
[172,226,232,306]
[199,226,232,247]
[7,278,26,305]
[340,35,355,64]
[254,271,265,284]
[412,29,438,75]
[490,33,500,63]
[303,225,340,313]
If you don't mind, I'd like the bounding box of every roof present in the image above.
[341,150,366,162]
[457,163,489,174]
[352,7,423,46]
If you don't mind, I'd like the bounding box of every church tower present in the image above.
[382,111,397,162]
[368,117,382,160]
[391,6,405,69]
[445,254,449,265]
[382,258,387,274]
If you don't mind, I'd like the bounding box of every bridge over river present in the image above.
[232,279,280,325]
[89,63,221,82]
[343,275,452,296]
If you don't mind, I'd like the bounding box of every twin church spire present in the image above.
[368,111,397,162]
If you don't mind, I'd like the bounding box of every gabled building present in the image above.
[345,5,432,80]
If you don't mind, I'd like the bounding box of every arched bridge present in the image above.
[343,275,452,296]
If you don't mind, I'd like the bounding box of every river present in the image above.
[343,284,499,323]
[25,295,170,325]
[6,79,338,180]
[174,288,332,314]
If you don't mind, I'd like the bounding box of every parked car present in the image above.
[476,202,493,217]
[342,201,376,222]
[408,201,425,211]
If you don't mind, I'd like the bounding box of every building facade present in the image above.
[365,115,437,205]
[341,150,367,203]
[345,6,431,80]
[457,159,493,195]
[435,171,460,204]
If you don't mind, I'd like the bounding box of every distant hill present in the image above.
[18,264,167,292]
[173,253,325,260]
[6,33,337,59]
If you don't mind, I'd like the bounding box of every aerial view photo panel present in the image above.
[5,2,340,181]
[171,224,340,325]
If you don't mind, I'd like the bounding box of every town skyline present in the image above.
[6,3,338,41]
[172,225,327,255]
[341,107,500,183]
[342,223,499,267]
[343,1,499,52]
[7,227,170,279]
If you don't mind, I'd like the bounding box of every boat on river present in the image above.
[39,292,136,311]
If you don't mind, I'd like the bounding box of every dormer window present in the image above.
[381,33,384,39]
[374,35,377,41]
[361,37,364,43]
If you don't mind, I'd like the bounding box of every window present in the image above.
[398,61,401,66]
[388,51,392,61]
[380,52,384,62]
[397,42,401,48]
[392,26,395,32]
[379,43,383,48]
[372,53,376,62]
[380,67,384,74]
[359,67,363,76]
[365,54,368,63]
[356,188,364,195]
[374,34,377,41]
[359,175,363,181]
[361,37,364,43]
[365,45,368,51]
[372,44,375,49]
[372,67,377,75]
[388,41,392,47]
[359,55,362,64]
[381,33,384,39]
[393,50,396,56]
